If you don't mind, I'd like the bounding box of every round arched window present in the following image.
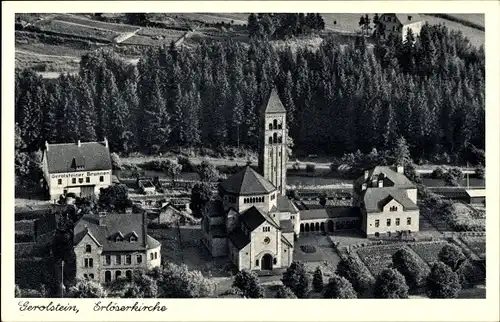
[263,237,271,245]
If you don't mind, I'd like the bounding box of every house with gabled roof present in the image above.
[42,139,112,202]
[73,211,161,284]
[353,165,420,237]
[378,13,425,41]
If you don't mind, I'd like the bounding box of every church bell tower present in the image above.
[259,89,287,196]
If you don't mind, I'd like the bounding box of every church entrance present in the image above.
[261,254,273,270]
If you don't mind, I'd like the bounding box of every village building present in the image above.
[379,13,425,41]
[73,211,161,284]
[42,139,112,202]
[353,165,420,237]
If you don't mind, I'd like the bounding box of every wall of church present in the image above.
[262,113,287,196]
[280,243,293,268]
[250,222,282,269]
[237,243,252,271]
[238,193,274,214]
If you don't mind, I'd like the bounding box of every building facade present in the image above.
[42,139,113,202]
[379,13,425,41]
[353,166,420,237]
[73,211,161,284]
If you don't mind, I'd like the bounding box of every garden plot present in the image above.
[136,27,185,39]
[356,243,426,277]
[408,241,450,265]
[460,235,485,260]
[34,19,119,42]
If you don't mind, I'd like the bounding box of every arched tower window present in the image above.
[273,133,277,143]
[269,123,273,130]
[273,119,278,129]
[268,137,272,144]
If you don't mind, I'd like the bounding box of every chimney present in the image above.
[103,137,109,148]
[378,180,384,188]
[45,141,49,151]
[364,170,369,180]
[99,212,107,226]
[77,140,81,147]
[142,211,147,248]
[396,165,404,174]
[362,183,367,191]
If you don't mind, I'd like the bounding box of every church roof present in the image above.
[276,196,299,214]
[240,206,280,232]
[220,166,276,196]
[264,89,286,114]
[228,228,250,250]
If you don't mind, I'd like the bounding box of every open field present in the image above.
[52,14,140,33]
[322,13,365,33]
[33,19,120,42]
[164,13,248,25]
[15,51,80,72]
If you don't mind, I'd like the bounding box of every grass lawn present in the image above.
[294,233,342,275]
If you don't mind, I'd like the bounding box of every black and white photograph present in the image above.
[2,1,499,321]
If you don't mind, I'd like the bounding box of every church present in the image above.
[201,89,299,271]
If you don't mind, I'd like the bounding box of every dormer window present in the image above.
[115,232,124,242]
[129,232,138,243]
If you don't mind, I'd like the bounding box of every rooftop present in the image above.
[264,88,287,114]
[382,13,424,25]
[240,206,280,231]
[275,195,299,214]
[362,188,418,213]
[220,166,276,196]
[44,140,111,174]
[300,207,361,220]
[354,165,415,193]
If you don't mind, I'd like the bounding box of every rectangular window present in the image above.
[105,255,111,266]
[84,274,88,279]
[79,178,84,184]
[86,177,90,183]
[72,178,76,184]
[375,220,380,228]
[84,258,93,268]
[58,179,62,185]
[99,176,104,182]
[116,255,121,265]
[255,259,259,266]
[396,218,400,226]
[137,255,142,264]
[387,219,391,226]
[407,217,412,225]
[150,253,154,260]
[291,216,294,220]
[126,255,132,265]
[263,226,270,232]
[154,252,157,260]
[390,206,397,212]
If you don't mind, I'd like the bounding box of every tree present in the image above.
[392,136,412,166]
[392,248,428,290]
[336,255,375,296]
[189,183,213,217]
[196,160,220,182]
[232,270,264,298]
[275,285,297,298]
[68,279,107,298]
[281,261,311,298]
[98,184,133,212]
[121,270,159,298]
[312,266,324,292]
[374,268,409,299]
[110,152,121,170]
[443,167,464,187]
[456,259,485,288]
[426,262,462,298]
[247,13,260,38]
[438,244,466,271]
[323,274,357,299]
[157,262,215,298]
[163,159,183,181]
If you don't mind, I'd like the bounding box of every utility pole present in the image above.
[466,162,470,189]
[60,260,65,298]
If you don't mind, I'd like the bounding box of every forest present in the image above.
[15,22,485,166]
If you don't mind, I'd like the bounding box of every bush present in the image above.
[392,248,429,290]
[300,245,316,253]
[438,244,466,271]
[443,167,464,186]
[312,266,324,292]
[68,279,107,298]
[281,261,311,299]
[232,270,264,298]
[336,254,375,296]
[426,262,462,298]
[323,274,357,299]
[456,259,485,287]
[110,152,122,170]
[275,285,297,298]
[431,167,445,179]
[178,156,195,173]
[374,268,409,299]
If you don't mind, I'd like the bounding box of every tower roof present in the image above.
[220,166,276,195]
[264,89,286,114]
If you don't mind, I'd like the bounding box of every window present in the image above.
[99,176,104,182]
[116,255,121,265]
[89,274,94,279]
[375,232,380,237]
[84,258,93,268]
[268,137,272,144]
[105,271,111,282]
[291,215,295,220]
[84,274,88,279]
[269,123,273,130]
[273,133,277,143]
[390,206,397,212]
[58,179,62,185]
[278,136,282,143]
[375,220,380,228]
[273,119,278,129]
[387,219,391,226]
[273,258,277,265]
[137,255,142,264]
[85,245,91,253]
[255,259,259,266]
[278,123,282,129]
[263,226,270,232]
[150,253,154,260]
[86,177,90,183]
[263,237,271,245]
[115,235,122,242]
[154,252,158,260]
[79,178,84,184]
[126,270,132,281]
[115,271,122,279]
[105,255,111,265]
[407,217,412,225]
[130,235,137,242]
[126,255,132,265]
[72,178,76,184]
[396,218,400,226]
